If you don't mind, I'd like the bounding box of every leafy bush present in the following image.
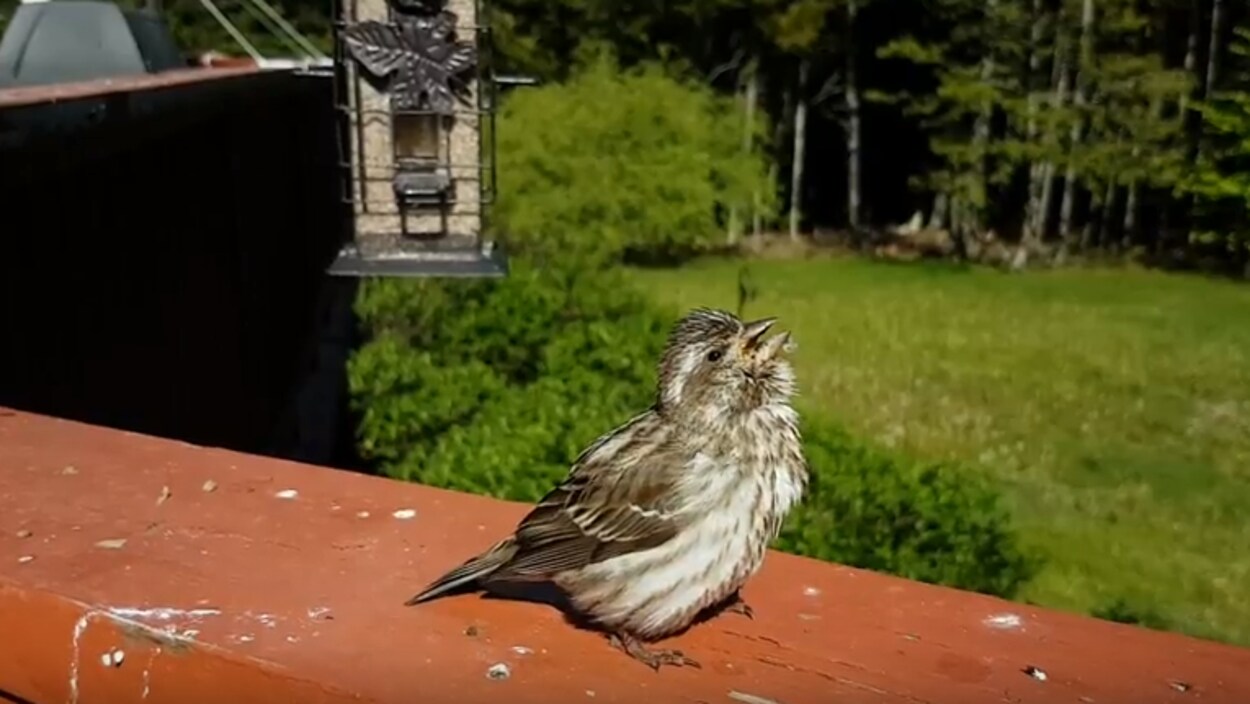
[348,256,671,497]
[777,420,1038,598]
[1091,597,1168,630]
[493,55,775,262]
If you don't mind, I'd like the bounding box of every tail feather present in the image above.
[404,539,517,606]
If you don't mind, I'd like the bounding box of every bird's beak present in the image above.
[742,317,792,361]
[756,329,793,361]
[742,317,777,351]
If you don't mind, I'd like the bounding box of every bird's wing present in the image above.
[488,427,688,581]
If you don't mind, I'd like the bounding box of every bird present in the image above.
[404,307,808,670]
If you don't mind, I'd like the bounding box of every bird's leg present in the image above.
[722,589,755,619]
[608,631,700,671]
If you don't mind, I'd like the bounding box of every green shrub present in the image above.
[1091,597,1168,630]
[778,421,1039,598]
[493,55,775,262]
[348,256,671,496]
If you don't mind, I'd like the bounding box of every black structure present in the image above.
[328,0,508,278]
[0,70,354,463]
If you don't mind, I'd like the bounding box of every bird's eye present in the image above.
[706,349,724,362]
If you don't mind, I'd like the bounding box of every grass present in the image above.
[629,254,1250,646]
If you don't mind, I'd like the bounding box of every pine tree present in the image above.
[876,0,1030,244]
[1184,25,1250,273]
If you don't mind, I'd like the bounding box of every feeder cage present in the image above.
[329,0,506,277]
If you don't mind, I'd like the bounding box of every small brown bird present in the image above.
[405,308,808,670]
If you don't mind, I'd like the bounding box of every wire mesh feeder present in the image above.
[328,0,513,277]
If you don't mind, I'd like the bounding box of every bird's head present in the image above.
[656,308,796,418]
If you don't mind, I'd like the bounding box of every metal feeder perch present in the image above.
[328,0,509,277]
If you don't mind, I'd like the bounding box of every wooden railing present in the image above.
[2,407,1249,703]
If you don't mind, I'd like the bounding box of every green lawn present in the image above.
[629,255,1250,646]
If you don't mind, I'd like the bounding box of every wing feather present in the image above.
[486,415,687,583]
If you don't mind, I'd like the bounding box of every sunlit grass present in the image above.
[630,255,1250,646]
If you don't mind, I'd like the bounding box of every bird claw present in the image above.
[609,633,701,671]
[723,591,754,620]
[726,599,755,620]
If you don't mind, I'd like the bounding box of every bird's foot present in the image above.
[724,592,754,620]
[608,632,700,671]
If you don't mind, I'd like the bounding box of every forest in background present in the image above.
[485,0,1250,277]
[3,0,1245,274]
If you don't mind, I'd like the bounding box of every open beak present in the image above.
[758,329,793,360]
[742,317,792,360]
[742,317,776,351]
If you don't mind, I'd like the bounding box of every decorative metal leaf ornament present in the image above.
[343,11,476,113]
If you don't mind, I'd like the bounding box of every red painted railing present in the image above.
[2,407,1248,703]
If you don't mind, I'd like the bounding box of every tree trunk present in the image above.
[743,62,759,237]
[1123,181,1138,246]
[970,0,998,235]
[1059,162,1078,245]
[751,68,766,238]
[846,0,862,232]
[951,196,966,240]
[789,58,810,242]
[727,103,743,241]
[729,58,760,245]
[1186,0,1225,245]
[768,85,792,237]
[1173,0,1202,252]
[1179,0,1199,117]
[1117,18,1160,252]
[1037,36,1070,247]
[1122,98,1163,248]
[1059,0,1095,253]
[1081,191,1101,251]
[928,192,949,230]
[1014,0,1049,270]
[1099,180,1118,250]
[1206,0,1225,97]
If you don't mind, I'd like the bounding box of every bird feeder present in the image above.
[328,0,505,277]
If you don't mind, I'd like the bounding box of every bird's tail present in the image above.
[404,538,518,606]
